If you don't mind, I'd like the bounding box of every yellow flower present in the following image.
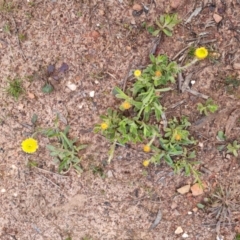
[175,134,181,141]
[134,69,141,77]
[101,122,108,130]
[194,47,208,60]
[143,145,151,153]
[121,101,132,110]
[155,70,162,77]
[21,138,38,154]
[143,160,150,167]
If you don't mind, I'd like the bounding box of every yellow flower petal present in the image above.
[21,138,38,154]
[143,160,150,167]
[155,70,162,77]
[121,101,132,110]
[143,145,151,153]
[134,69,141,77]
[194,47,208,60]
[175,134,181,141]
[101,122,108,130]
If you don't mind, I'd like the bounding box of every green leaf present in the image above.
[42,83,54,93]
[162,28,172,37]
[164,154,173,166]
[152,29,160,36]
[197,203,205,209]
[217,131,226,141]
[31,114,38,125]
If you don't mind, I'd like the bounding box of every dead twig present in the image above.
[177,72,184,92]
[172,44,193,61]
[122,64,132,92]
[181,73,193,93]
[149,210,162,230]
[33,166,69,177]
[150,32,162,55]
[186,88,209,99]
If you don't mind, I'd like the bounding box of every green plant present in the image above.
[197,98,218,115]
[94,109,159,162]
[173,149,201,184]
[227,140,240,157]
[6,78,24,99]
[235,234,240,240]
[224,76,240,94]
[91,165,106,178]
[95,54,201,183]
[82,236,93,240]
[0,2,14,12]
[3,23,11,34]
[42,83,54,93]
[18,33,27,42]
[40,122,87,174]
[150,13,180,37]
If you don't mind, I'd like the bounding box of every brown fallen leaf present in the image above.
[177,184,190,195]
[213,13,223,23]
[149,210,162,230]
[28,92,35,99]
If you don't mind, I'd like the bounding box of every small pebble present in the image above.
[233,63,240,70]
[182,233,189,238]
[132,4,142,11]
[213,13,222,23]
[170,0,181,9]
[1,189,6,193]
[66,82,77,91]
[192,207,198,212]
[198,142,204,148]
[107,170,113,178]
[89,91,95,97]
[188,211,192,215]
[175,226,183,234]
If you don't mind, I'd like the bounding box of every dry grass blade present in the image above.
[207,184,240,233]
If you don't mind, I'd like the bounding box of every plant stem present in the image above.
[108,139,117,164]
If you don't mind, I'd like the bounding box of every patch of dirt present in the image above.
[1,0,240,239]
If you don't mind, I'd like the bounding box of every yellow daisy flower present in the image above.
[101,122,108,130]
[155,70,162,77]
[143,145,151,153]
[194,47,208,60]
[134,69,141,77]
[121,101,132,110]
[175,134,181,141]
[21,138,38,154]
[143,160,150,167]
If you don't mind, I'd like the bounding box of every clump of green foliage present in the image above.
[224,75,240,94]
[6,77,24,100]
[227,140,240,157]
[0,2,14,12]
[148,13,180,37]
[197,98,218,116]
[39,118,87,174]
[94,54,201,183]
[3,22,11,34]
